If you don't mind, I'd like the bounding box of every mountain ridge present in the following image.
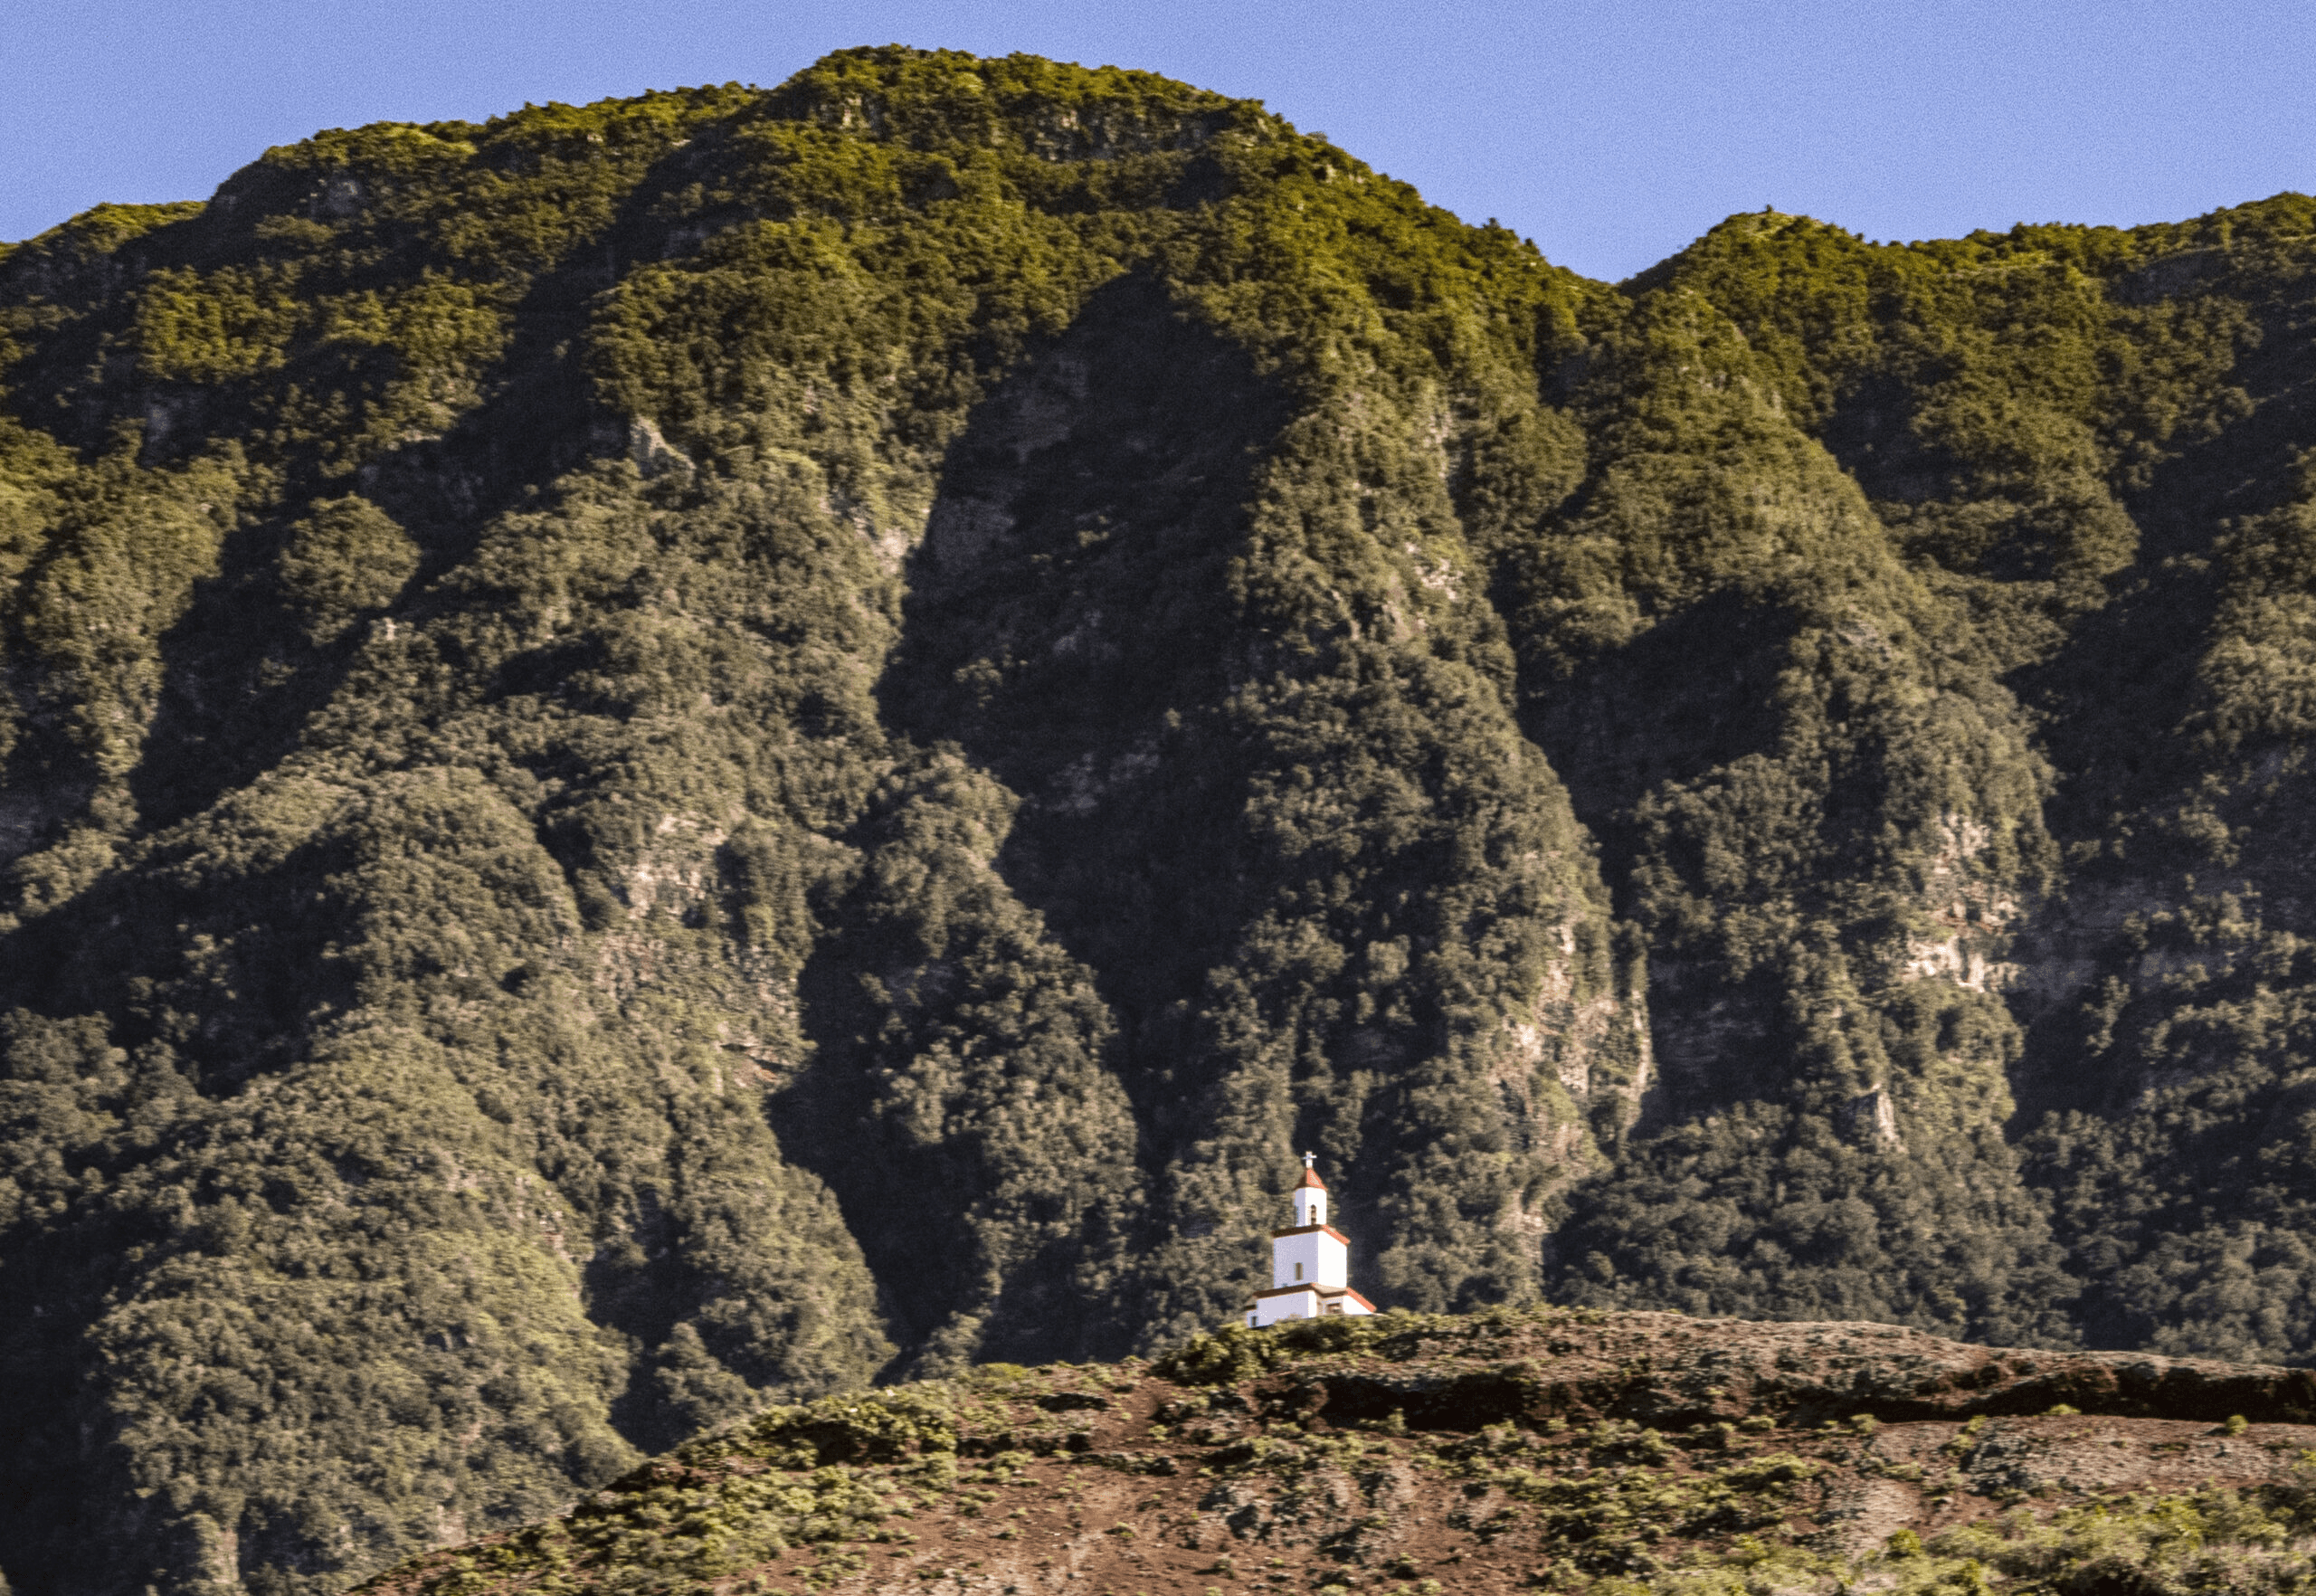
[357,1305,2316,1594]
[0,43,2312,1592]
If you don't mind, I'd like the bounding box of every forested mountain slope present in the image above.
[0,44,2310,1593]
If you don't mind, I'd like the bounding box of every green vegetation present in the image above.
[2,40,2315,1595]
[277,494,422,641]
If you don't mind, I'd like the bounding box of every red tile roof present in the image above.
[1245,1282,1378,1310]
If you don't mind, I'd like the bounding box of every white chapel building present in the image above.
[1245,1154,1378,1325]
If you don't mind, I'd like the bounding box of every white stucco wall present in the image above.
[1271,1228,1346,1289]
[1252,1287,1321,1326]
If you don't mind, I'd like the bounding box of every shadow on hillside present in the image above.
[871,271,1292,1036]
[120,132,745,836]
[781,274,1291,1363]
[1517,585,1794,915]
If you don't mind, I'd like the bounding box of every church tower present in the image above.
[1245,1154,1377,1326]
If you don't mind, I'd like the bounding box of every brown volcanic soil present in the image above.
[361,1309,2316,1594]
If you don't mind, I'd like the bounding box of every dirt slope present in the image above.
[357,1307,2316,1594]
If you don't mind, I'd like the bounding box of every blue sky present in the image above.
[5,0,2311,281]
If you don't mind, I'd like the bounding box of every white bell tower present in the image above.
[1245,1154,1376,1326]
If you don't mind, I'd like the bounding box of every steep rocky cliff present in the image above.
[2,44,2314,1594]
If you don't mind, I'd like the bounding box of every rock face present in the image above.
[6,42,2316,1596]
[356,1307,2316,1595]
[1253,1312,2316,1430]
